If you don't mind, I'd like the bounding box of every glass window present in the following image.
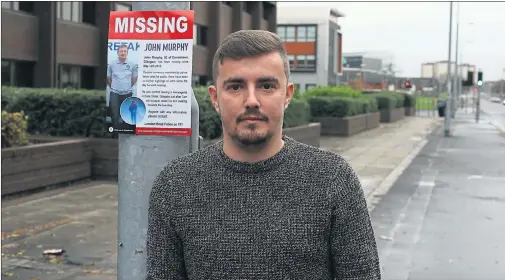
[58,2,81,22]
[277,26,286,41]
[287,55,295,69]
[193,24,208,46]
[307,26,316,41]
[2,60,12,86]
[57,2,61,18]
[2,1,19,10]
[306,84,317,91]
[286,26,295,42]
[61,2,72,21]
[115,3,131,11]
[71,1,81,23]
[306,55,316,65]
[297,26,307,42]
[59,65,80,89]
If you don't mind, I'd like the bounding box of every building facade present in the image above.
[421,61,476,84]
[1,1,276,89]
[276,6,344,92]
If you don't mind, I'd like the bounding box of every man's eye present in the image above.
[262,83,276,90]
[227,84,242,91]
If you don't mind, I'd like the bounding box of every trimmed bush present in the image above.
[303,86,362,99]
[402,93,416,108]
[284,98,310,128]
[1,111,29,148]
[2,86,311,141]
[2,87,106,137]
[193,88,222,140]
[373,93,397,110]
[307,96,367,118]
[359,96,379,113]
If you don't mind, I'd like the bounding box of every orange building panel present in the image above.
[283,42,316,55]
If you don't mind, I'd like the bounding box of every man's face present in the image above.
[118,47,128,60]
[208,52,294,147]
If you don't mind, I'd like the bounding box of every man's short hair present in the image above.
[212,30,290,83]
[117,44,129,53]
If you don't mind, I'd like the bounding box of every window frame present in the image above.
[57,1,82,23]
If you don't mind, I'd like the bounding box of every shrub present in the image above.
[284,98,310,128]
[2,86,312,141]
[402,93,416,108]
[193,87,222,140]
[306,96,366,118]
[303,86,362,99]
[359,96,379,113]
[2,87,106,137]
[1,111,29,148]
[373,93,397,110]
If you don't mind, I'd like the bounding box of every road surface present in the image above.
[480,97,505,132]
[372,112,505,279]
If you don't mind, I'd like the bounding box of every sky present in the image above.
[277,1,505,81]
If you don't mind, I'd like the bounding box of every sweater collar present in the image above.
[210,135,297,174]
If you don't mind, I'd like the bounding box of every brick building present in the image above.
[1,1,276,89]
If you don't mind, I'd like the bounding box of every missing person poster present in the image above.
[106,10,194,136]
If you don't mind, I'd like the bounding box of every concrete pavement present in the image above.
[1,116,442,279]
[372,112,505,279]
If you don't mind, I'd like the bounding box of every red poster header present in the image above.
[108,10,194,40]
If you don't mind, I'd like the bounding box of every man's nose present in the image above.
[244,85,260,109]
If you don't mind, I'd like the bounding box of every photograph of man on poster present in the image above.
[106,44,138,131]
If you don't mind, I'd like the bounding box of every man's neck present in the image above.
[118,58,126,63]
[223,133,285,163]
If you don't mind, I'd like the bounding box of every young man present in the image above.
[147,30,381,280]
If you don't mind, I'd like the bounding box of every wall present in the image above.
[0,10,38,61]
[1,140,91,196]
[57,21,100,66]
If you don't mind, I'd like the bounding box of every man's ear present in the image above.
[208,85,220,113]
[284,82,295,109]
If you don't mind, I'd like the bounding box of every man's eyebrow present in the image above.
[257,76,279,84]
[222,77,245,87]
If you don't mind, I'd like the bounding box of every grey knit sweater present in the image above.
[147,136,381,280]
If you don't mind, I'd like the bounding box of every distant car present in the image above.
[490,97,501,103]
[502,99,505,105]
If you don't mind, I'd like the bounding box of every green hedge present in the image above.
[2,87,106,137]
[2,86,311,141]
[373,92,406,110]
[306,96,377,118]
[303,86,362,99]
[402,93,416,108]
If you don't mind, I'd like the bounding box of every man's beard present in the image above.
[232,123,272,147]
[220,106,273,148]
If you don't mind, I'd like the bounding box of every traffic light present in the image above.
[477,71,483,86]
[404,81,412,89]
[463,71,474,87]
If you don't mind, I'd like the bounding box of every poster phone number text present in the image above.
[144,122,185,127]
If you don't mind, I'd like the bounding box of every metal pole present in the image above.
[444,1,453,137]
[476,83,481,123]
[117,2,200,280]
[501,68,505,98]
[452,3,459,118]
